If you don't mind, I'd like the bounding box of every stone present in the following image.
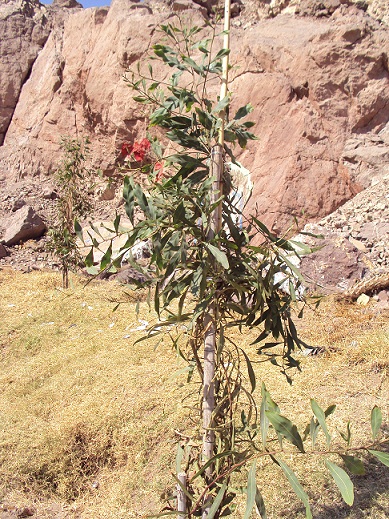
[0,0,50,145]
[300,232,364,294]
[348,236,367,252]
[11,199,26,212]
[377,290,389,302]
[357,293,370,305]
[2,205,47,246]
[99,187,116,201]
[0,243,9,258]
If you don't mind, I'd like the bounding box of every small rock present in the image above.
[348,237,367,252]
[357,293,370,305]
[42,186,58,200]
[17,507,35,518]
[377,290,389,302]
[0,243,9,258]
[11,199,26,212]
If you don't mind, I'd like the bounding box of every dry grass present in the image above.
[0,268,388,518]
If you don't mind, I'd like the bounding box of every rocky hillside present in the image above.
[0,0,388,292]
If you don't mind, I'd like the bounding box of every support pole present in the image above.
[177,472,187,519]
[202,2,231,516]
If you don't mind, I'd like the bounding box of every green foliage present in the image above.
[48,137,93,288]
[92,17,389,518]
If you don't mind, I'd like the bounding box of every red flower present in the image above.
[154,161,164,182]
[121,141,133,157]
[133,138,151,162]
[121,138,151,162]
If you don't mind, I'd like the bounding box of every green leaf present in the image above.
[85,247,94,267]
[207,483,227,519]
[310,399,331,447]
[205,243,229,269]
[190,451,235,481]
[85,265,98,275]
[113,213,121,234]
[241,348,256,393]
[368,450,389,468]
[266,412,305,453]
[213,96,230,114]
[74,219,83,242]
[371,406,382,440]
[255,486,267,518]
[100,242,113,270]
[234,103,254,120]
[340,455,366,476]
[339,421,351,447]
[326,460,354,505]
[273,457,312,519]
[243,460,256,519]
[213,48,230,60]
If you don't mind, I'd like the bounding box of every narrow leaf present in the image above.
[266,412,305,453]
[326,460,354,505]
[368,450,389,468]
[340,455,365,475]
[100,242,113,270]
[213,96,230,114]
[176,444,184,475]
[244,460,256,519]
[371,406,382,440]
[241,348,256,392]
[310,399,331,447]
[234,103,254,120]
[274,457,312,519]
[206,243,229,269]
[255,486,267,518]
[74,219,83,242]
[207,483,227,519]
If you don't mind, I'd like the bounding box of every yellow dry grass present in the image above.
[0,268,388,518]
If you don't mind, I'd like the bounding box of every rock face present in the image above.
[2,205,47,245]
[0,0,51,145]
[0,0,388,275]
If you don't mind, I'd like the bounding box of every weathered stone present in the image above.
[2,205,47,245]
[0,0,51,145]
[11,199,26,212]
[300,232,364,293]
[377,289,389,302]
[357,293,370,305]
[0,243,9,258]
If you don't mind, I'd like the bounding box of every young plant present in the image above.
[90,18,388,518]
[49,137,93,288]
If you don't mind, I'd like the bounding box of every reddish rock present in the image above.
[299,232,364,293]
[0,0,388,239]
[2,205,47,246]
[0,243,9,258]
[0,0,50,145]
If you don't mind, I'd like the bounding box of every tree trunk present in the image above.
[202,145,224,518]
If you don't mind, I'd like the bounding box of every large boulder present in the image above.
[1,205,47,245]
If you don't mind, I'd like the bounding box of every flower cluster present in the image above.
[121,138,151,162]
[121,138,165,182]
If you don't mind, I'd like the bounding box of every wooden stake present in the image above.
[202,1,231,517]
[177,472,187,519]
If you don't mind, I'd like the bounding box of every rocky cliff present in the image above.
[0,0,388,286]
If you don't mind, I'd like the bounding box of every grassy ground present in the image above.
[0,268,388,518]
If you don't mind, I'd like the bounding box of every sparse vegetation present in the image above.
[48,137,93,288]
[0,268,388,518]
